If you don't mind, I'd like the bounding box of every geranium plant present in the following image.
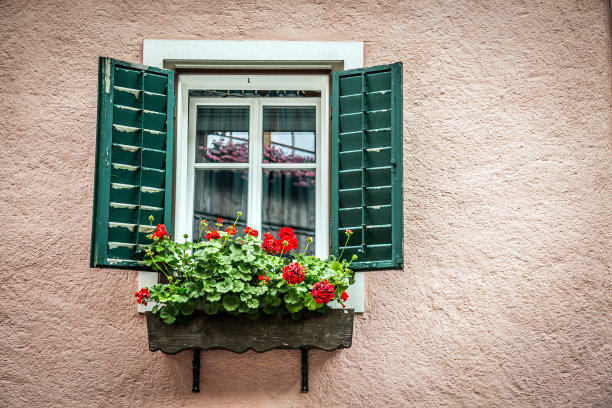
[137,212,356,324]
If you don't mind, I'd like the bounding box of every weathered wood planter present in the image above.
[146,309,354,393]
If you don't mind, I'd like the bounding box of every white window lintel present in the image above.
[143,40,363,71]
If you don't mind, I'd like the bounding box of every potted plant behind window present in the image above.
[136,212,356,392]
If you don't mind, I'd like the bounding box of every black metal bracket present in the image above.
[301,347,309,393]
[192,349,200,393]
[190,347,309,393]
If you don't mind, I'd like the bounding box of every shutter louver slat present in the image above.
[91,57,174,269]
[331,62,403,271]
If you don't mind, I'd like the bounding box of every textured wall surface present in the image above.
[1,0,611,406]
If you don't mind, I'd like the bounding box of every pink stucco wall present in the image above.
[1,0,611,406]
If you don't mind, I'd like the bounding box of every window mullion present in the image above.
[250,99,264,234]
[246,100,255,230]
[184,98,197,242]
[314,96,326,258]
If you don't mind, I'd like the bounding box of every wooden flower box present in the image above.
[146,308,354,392]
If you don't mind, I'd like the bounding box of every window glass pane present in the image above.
[263,107,316,164]
[196,106,249,163]
[262,170,316,255]
[193,169,248,240]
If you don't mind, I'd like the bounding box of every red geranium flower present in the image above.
[285,236,298,251]
[206,230,221,240]
[282,262,306,284]
[340,291,349,302]
[135,287,150,306]
[151,224,169,240]
[279,227,294,239]
[258,275,265,281]
[262,232,280,254]
[225,225,237,236]
[311,279,335,304]
[244,226,259,237]
[261,228,299,254]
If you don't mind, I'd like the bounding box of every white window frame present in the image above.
[179,76,327,258]
[140,40,365,313]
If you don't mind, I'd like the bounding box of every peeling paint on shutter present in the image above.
[331,62,403,270]
[91,57,174,269]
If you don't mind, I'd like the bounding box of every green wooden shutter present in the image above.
[331,62,403,270]
[90,57,175,268]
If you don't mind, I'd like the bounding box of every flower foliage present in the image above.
[140,214,356,324]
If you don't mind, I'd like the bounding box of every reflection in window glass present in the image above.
[193,169,248,240]
[262,170,315,255]
[263,107,316,164]
[196,106,249,163]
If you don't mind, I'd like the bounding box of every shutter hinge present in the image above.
[174,106,177,118]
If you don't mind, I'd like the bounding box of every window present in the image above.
[90,41,404,313]
[175,75,329,258]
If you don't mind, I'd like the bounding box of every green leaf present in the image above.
[203,279,217,293]
[194,266,213,279]
[284,289,299,305]
[216,278,234,294]
[170,294,189,303]
[206,292,221,302]
[263,305,277,315]
[285,303,303,313]
[330,261,342,272]
[264,294,281,307]
[203,302,219,315]
[247,298,259,309]
[232,280,245,292]
[160,305,178,324]
[184,282,197,292]
[179,302,196,316]
[150,283,165,292]
[160,313,176,324]
[236,272,252,281]
[222,294,240,311]
[304,294,320,310]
